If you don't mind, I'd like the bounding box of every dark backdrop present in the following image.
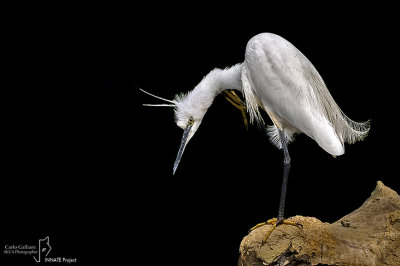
[2,4,398,265]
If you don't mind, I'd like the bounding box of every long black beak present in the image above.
[173,122,193,175]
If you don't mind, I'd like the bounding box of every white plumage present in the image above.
[242,33,370,155]
[141,32,370,173]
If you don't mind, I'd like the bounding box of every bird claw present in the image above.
[223,90,248,130]
[249,217,303,245]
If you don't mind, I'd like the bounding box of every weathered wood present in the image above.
[238,181,400,265]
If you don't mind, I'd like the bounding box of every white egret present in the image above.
[141,33,370,243]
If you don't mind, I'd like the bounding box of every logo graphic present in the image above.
[33,236,52,262]
[3,236,76,263]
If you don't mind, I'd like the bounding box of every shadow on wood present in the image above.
[238,181,400,265]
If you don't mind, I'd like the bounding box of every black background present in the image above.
[2,3,398,265]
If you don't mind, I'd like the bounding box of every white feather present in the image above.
[143,104,176,107]
[241,64,264,126]
[266,125,296,149]
[139,88,176,104]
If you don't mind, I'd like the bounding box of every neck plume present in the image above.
[176,63,243,110]
[201,63,243,96]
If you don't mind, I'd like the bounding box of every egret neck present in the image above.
[185,63,243,111]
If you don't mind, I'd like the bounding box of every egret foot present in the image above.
[222,90,248,130]
[249,218,302,245]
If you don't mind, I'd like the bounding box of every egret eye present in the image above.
[187,117,194,126]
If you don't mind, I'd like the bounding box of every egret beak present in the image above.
[173,119,194,175]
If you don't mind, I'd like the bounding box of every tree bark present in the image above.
[238,181,400,266]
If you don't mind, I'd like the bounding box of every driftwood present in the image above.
[238,181,400,266]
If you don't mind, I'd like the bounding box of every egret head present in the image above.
[140,89,209,175]
[173,91,212,174]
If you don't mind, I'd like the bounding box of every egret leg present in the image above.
[278,129,291,221]
[222,90,248,130]
[249,130,302,244]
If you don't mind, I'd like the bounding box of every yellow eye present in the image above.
[188,117,194,125]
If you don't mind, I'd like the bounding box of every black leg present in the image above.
[249,129,301,244]
[277,130,291,224]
